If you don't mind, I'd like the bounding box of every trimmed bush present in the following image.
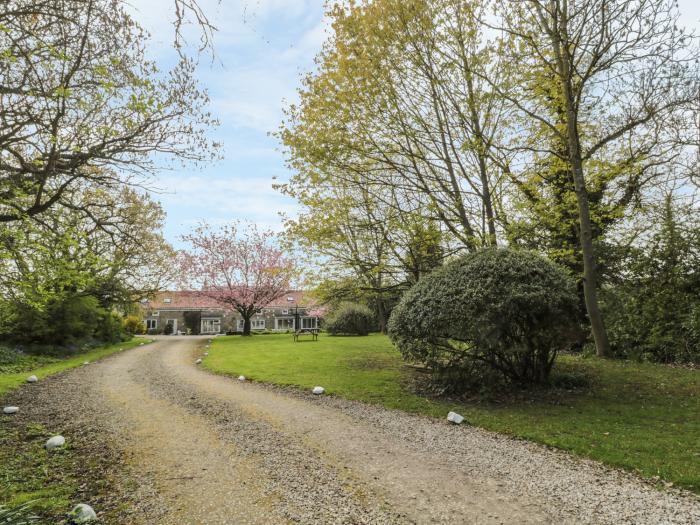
[325,302,374,336]
[388,248,579,390]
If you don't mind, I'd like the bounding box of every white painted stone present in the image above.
[203,352,209,356]
[26,375,38,383]
[312,386,325,395]
[3,406,19,414]
[70,503,97,523]
[195,358,202,364]
[447,411,465,424]
[45,435,65,449]
[83,361,89,365]
[238,375,246,382]
[139,342,144,346]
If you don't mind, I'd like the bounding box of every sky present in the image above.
[129,0,700,248]
[128,0,328,247]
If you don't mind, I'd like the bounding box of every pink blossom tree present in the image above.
[178,222,299,336]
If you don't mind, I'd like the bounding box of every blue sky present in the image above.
[130,0,700,248]
[130,0,328,247]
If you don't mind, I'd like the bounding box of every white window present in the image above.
[201,318,221,334]
[287,296,294,302]
[146,319,157,330]
[238,318,266,330]
[301,317,318,329]
[282,309,289,315]
[140,298,148,303]
[275,318,295,330]
[164,298,172,304]
[152,310,159,317]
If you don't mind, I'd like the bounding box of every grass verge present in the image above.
[205,333,700,493]
[0,338,149,397]
[0,337,152,520]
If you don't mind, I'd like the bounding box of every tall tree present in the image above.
[495,0,700,356]
[0,0,216,224]
[280,0,506,249]
[178,222,299,336]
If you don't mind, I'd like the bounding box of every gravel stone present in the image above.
[45,435,66,449]
[70,503,98,523]
[447,411,465,424]
[3,406,19,414]
[26,375,38,383]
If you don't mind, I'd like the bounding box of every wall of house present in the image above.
[145,307,318,334]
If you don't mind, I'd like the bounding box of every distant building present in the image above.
[141,291,320,335]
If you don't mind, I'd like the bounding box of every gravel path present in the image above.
[3,336,699,524]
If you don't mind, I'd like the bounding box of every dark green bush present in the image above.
[325,302,374,336]
[388,248,579,390]
[0,293,127,352]
[601,198,700,363]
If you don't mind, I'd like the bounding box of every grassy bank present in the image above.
[0,337,152,520]
[205,333,700,493]
[0,338,149,397]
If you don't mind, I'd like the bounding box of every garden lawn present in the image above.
[0,338,150,397]
[205,333,700,493]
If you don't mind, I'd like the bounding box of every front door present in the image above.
[166,319,177,335]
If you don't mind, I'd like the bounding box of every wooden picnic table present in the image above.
[293,328,319,342]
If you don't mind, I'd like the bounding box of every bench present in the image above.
[293,328,319,342]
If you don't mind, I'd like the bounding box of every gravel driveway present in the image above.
[3,336,699,524]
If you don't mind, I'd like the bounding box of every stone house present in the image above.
[141,291,320,335]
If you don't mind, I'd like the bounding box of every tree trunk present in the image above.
[377,300,388,334]
[552,11,611,358]
[242,316,251,336]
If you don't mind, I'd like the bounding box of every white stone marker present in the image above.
[26,375,38,383]
[45,435,66,449]
[3,406,19,414]
[83,361,89,365]
[70,503,97,523]
[195,358,202,364]
[238,375,246,382]
[204,352,209,356]
[447,411,465,425]
[312,386,325,395]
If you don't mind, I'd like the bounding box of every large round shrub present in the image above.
[325,302,374,336]
[388,248,579,388]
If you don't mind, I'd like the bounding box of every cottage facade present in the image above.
[141,291,319,335]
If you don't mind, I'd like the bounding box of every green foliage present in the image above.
[602,197,700,363]
[389,249,580,389]
[0,294,127,351]
[325,302,374,336]
[123,315,145,335]
[0,503,40,524]
[0,347,57,374]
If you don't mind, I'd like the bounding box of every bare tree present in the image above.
[0,0,217,224]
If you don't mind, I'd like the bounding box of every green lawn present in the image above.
[0,338,150,397]
[205,333,700,493]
